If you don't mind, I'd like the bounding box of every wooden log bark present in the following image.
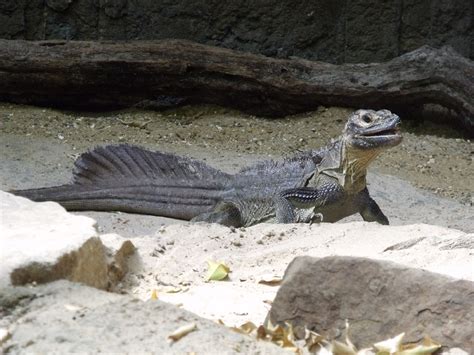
[0,39,472,134]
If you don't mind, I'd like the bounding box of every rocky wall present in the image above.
[0,0,472,64]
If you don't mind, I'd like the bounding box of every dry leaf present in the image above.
[399,336,441,355]
[258,275,283,286]
[343,320,358,353]
[317,346,333,355]
[373,332,405,353]
[304,328,325,352]
[158,286,189,293]
[398,345,441,355]
[257,325,267,340]
[206,260,230,281]
[267,322,296,348]
[331,340,358,355]
[150,289,158,300]
[319,320,375,355]
[228,318,440,355]
[168,323,197,342]
[231,321,258,335]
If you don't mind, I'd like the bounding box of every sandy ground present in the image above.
[101,222,473,327]
[1,102,472,235]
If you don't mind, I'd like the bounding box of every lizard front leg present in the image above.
[358,188,389,225]
[274,184,342,224]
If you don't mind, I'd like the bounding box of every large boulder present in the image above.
[0,191,134,289]
[0,281,289,354]
[267,256,474,353]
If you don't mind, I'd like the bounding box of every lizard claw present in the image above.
[309,212,324,225]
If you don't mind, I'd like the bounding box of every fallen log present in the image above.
[0,39,472,134]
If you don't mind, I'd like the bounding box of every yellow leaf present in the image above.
[206,260,230,281]
[150,289,158,300]
[373,332,405,354]
[168,323,197,342]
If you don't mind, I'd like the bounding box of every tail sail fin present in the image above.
[10,144,232,220]
[72,144,229,186]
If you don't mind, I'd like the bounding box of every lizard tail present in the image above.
[10,144,232,220]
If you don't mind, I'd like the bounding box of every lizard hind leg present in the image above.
[191,201,244,227]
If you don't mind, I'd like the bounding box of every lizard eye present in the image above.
[361,115,372,123]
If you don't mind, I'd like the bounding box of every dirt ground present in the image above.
[1,103,472,205]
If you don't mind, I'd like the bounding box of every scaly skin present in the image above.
[11,109,402,227]
[194,109,402,226]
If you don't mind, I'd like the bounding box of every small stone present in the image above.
[265,231,276,238]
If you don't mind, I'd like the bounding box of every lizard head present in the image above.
[343,109,402,150]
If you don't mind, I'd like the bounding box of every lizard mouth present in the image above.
[358,118,402,139]
[361,126,401,138]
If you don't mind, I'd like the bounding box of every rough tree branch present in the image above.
[0,39,472,133]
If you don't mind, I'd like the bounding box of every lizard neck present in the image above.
[341,138,383,192]
[320,138,380,194]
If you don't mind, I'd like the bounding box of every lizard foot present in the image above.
[309,212,324,225]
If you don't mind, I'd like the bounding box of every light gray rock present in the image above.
[0,281,288,354]
[365,173,473,232]
[267,256,474,353]
[0,191,134,289]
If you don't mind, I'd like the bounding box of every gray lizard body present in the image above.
[11,109,402,227]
